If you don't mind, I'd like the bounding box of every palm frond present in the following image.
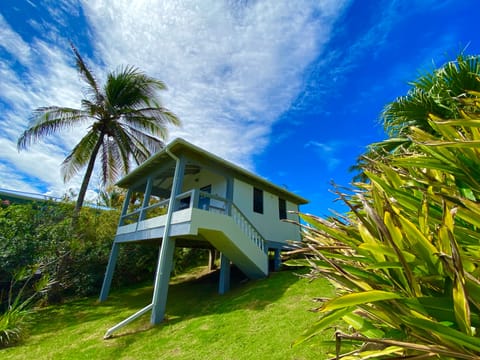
[17,107,88,150]
[61,130,102,182]
[70,42,103,104]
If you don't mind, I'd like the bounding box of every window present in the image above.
[253,187,263,214]
[279,198,287,220]
[199,185,212,210]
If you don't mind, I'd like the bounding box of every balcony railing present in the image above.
[118,189,265,252]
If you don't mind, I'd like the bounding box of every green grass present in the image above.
[1,267,335,360]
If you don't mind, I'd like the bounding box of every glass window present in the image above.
[253,187,263,214]
[279,198,287,220]
[199,185,212,210]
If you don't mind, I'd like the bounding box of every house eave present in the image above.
[116,138,309,205]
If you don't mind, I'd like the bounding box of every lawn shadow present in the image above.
[101,265,306,325]
[33,265,307,339]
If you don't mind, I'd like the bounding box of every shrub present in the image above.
[0,199,207,307]
[0,267,51,348]
[291,59,480,359]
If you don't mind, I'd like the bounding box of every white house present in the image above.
[99,138,308,337]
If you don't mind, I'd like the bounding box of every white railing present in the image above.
[119,198,169,226]
[230,204,265,252]
[118,189,265,253]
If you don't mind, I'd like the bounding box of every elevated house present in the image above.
[99,138,308,337]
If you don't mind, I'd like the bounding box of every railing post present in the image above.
[229,203,266,253]
[192,189,199,209]
[118,189,132,226]
[139,177,153,221]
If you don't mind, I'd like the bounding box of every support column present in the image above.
[99,242,120,301]
[273,248,282,272]
[218,253,231,295]
[151,155,185,324]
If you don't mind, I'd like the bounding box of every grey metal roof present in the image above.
[116,138,308,205]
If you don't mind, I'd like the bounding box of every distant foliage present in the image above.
[292,55,480,359]
[0,201,157,307]
[0,200,207,308]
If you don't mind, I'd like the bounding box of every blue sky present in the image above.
[0,0,477,216]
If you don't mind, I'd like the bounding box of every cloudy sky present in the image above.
[0,0,477,215]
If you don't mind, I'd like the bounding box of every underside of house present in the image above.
[99,138,308,338]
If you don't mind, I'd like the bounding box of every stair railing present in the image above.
[229,203,265,253]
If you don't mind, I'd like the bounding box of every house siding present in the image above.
[233,179,301,243]
[181,168,227,210]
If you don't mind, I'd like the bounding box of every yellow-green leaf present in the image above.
[321,291,402,312]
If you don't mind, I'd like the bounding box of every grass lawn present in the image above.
[2,266,336,359]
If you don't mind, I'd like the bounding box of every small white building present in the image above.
[99,138,308,336]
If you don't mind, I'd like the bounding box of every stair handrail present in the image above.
[229,203,265,253]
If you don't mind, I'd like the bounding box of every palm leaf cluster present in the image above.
[352,54,480,180]
[18,44,180,213]
[291,58,480,359]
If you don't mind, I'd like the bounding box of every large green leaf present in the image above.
[342,313,385,339]
[400,316,480,353]
[292,307,352,346]
[320,291,402,312]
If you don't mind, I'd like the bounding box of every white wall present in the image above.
[179,168,302,243]
[233,179,301,243]
[181,169,227,211]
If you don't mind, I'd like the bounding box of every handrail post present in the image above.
[139,177,153,221]
[192,189,199,209]
[119,189,132,226]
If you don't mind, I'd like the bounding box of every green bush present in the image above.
[0,267,51,348]
[0,199,208,308]
[0,202,153,305]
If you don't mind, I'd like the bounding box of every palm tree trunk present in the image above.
[74,135,104,216]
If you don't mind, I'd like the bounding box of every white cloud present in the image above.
[81,0,348,166]
[305,140,341,171]
[0,0,348,199]
[0,14,32,66]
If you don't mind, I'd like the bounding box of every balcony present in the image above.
[114,189,265,255]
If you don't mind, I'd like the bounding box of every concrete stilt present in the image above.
[99,242,120,301]
[218,253,231,294]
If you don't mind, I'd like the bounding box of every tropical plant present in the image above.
[0,267,51,348]
[97,185,125,209]
[350,54,480,181]
[383,54,480,139]
[290,61,480,359]
[17,44,180,215]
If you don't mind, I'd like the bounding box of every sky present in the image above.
[0,0,477,216]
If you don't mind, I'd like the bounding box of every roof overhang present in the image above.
[116,138,308,205]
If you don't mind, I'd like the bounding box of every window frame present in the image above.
[278,198,287,220]
[253,187,264,214]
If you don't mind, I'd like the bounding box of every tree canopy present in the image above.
[18,44,180,214]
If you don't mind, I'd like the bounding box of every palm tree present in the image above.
[382,54,480,138]
[18,44,180,215]
[350,54,480,181]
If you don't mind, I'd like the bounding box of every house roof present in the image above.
[117,138,308,205]
[0,188,61,204]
